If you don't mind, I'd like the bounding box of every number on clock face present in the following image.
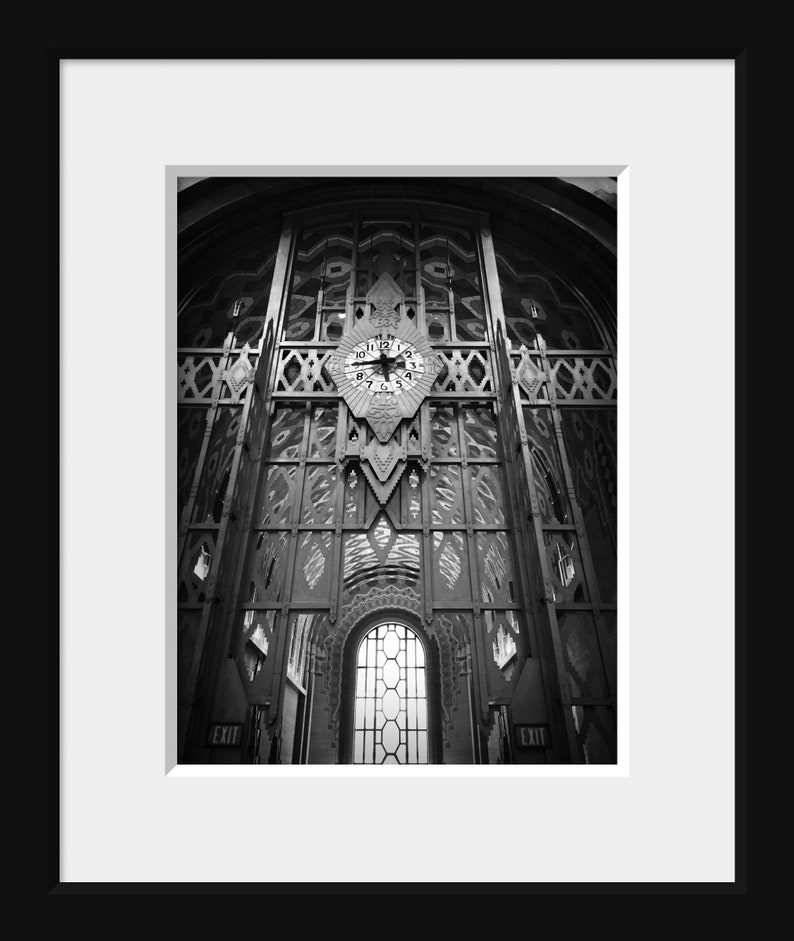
[344,334,425,394]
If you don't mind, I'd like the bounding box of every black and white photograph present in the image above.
[176,176,618,765]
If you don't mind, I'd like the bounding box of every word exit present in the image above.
[207,723,243,747]
[515,725,550,748]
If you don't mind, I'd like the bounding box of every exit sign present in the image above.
[207,723,243,747]
[515,725,550,748]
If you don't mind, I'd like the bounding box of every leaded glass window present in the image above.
[353,623,428,765]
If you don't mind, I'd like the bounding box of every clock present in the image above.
[344,332,426,396]
[329,319,438,442]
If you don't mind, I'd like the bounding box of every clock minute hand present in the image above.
[359,355,402,367]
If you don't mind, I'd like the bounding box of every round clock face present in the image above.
[343,334,426,395]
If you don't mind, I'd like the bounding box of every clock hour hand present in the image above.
[358,355,405,367]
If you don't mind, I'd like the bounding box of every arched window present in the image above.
[353,622,428,764]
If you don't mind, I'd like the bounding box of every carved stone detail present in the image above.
[367,272,402,315]
[319,586,464,750]
[433,349,492,393]
[365,393,403,443]
[178,353,224,402]
[513,345,545,398]
[362,436,406,482]
[275,349,336,393]
[360,459,406,504]
[222,344,256,403]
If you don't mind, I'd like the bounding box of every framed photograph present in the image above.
[54,53,744,891]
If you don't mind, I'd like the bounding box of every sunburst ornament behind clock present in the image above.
[329,320,439,442]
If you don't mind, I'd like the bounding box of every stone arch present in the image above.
[320,586,464,762]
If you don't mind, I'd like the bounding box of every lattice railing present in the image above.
[270,346,496,397]
[432,349,493,393]
[178,353,224,401]
[549,357,616,401]
[510,350,616,402]
[274,349,337,393]
[178,347,260,404]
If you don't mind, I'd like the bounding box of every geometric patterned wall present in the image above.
[177,194,617,765]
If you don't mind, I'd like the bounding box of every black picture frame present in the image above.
[47,43,749,897]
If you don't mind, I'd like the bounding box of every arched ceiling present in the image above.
[177,176,617,338]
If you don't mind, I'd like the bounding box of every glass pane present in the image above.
[469,464,506,526]
[544,531,590,605]
[383,628,400,659]
[497,244,608,350]
[485,610,519,668]
[561,409,617,603]
[258,463,298,526]
[558,611,609,699]
[238,610,275,683]
[430,406,459,458]
[321,309,345,342]
[382,721,400,754]
[283,293,317,342]
[419,222,484,342]
[292,532,333,602]
[463,405,498,459]
[343,524,421,598]
[308,405,338,459]
[431,531,470,603]
[302,464,338,525]
[483,610,523,690]
[177,408,206,522]
[406,465,422,522]
[418,235,449,307]
[430,465,464,525]
[267,406,305,460]
[178,531,217,603]
[287,613,314,685]
[522,406,569,525]
[191,408,240,523]
[427,309,451,343]
[357,221,414,296]
[246,531,290,602]
[454,294,486,342]
[283,222,354,341]
[571,705,616,764]
[407,699,416,726]
[178,238,278,348]
[476,532,517,605]
[414,636,425,667]
[416,700,427,729]
[344,464,361,523]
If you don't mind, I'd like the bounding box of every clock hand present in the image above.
[358,355,405,367]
